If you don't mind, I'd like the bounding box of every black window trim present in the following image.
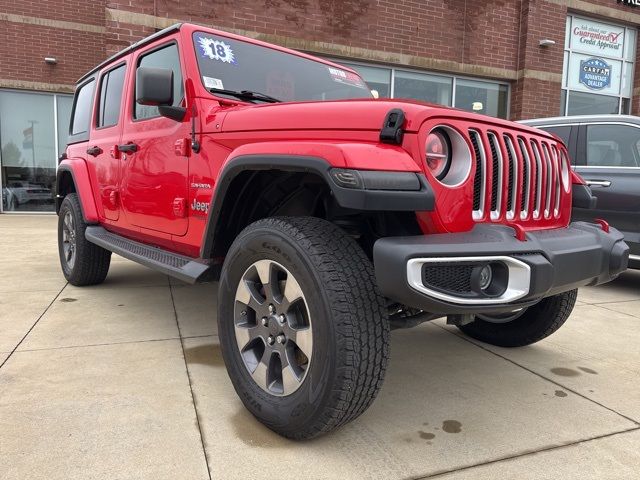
[67,76,96,145]
[132,39,185,123]
[95,61,128,131]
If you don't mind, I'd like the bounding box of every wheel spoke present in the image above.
[283,274,303,306]
[250,356,270,391]
[281,361,301,395]
[235,279,263,311]
[234,324,257,351]
[254,260,271,287]
[66,247,73,262]
[291,327,312,358]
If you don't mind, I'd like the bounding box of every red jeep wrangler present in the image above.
[56,23,628,439]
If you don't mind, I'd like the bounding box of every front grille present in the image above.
[422,264,474,294]
[470,128,566,223]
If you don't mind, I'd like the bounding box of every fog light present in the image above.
[478,264,492,290]
[470,262,509,298]
[471,263,494,294]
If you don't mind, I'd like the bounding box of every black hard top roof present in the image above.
[77,23,182,84]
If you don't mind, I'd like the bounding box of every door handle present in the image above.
[117,143,138,153]
[86,146,103,157]
[585,180,611,188]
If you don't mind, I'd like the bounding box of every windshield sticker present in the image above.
[327,67,366,88]
[197,36,236,64]
[203,76,224,90]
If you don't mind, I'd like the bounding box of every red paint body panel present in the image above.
[62,22,572,259]
[58,158,100,223]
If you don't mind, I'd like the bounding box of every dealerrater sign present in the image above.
[570,17,625,58]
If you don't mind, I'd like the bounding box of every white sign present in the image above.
[567,52,623,95]
[570,17,625,58]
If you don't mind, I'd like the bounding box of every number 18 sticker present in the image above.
[198,36,236,64]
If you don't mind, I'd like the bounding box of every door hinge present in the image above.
[174,138,190,157]
[172,197,186,218]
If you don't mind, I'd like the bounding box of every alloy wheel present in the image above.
[234,259,312,396]
[61,210,76,270]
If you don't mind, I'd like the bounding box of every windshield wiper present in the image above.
[207,88,281,103]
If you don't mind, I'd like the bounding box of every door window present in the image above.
[70,79,95,139]
[97,64,126,128]
[135,44,184,120]
[586,124,640,167]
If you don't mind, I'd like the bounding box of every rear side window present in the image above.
[97,64,126,128]
[135,43,184,120]
[541,126,571,146]
[586,124,640,168]
[70,79,95,138]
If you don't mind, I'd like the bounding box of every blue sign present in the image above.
[579,58,612,90]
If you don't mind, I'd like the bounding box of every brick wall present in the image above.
[0,0,638,116]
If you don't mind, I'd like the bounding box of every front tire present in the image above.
[458,289,577,347]
[58,193,111,286]
[218,217,389,439]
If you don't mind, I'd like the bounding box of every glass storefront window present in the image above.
[341,63,391,98]
[338,60,509,118]
[1,90,72,212]
[455,79,509,118]
[566,91,621,116]
[394,70,452,105]
[562,15,635,116]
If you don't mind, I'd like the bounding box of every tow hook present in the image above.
[594,218,610,233]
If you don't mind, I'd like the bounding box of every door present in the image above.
[119,41,190,236]
[574,123,640,256]
[88,62,128,221]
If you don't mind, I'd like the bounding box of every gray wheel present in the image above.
[218,216,389,439]
[234,259,312,396]
[58,194,111,286]
[459,289,578,347]
[61,210,77,270]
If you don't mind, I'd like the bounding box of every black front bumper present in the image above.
[373,222,629,315]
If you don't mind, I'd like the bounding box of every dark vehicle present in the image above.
[522,115,640,269]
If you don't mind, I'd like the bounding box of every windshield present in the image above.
[192,31,372,102]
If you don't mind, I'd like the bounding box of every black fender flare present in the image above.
[199,154,434,259]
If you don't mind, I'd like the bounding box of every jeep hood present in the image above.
[208,98,556,140]
[214,99,436,134]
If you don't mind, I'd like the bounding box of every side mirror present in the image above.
[136,67,185,121]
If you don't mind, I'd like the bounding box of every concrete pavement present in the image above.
[1,214,639,479]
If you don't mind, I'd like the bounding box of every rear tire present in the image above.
[58,193,111,286]
[218,216,389,439]
[458,289,577,347]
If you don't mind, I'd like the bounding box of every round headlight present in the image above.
[426,130,451,180]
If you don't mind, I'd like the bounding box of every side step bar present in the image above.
[85,226,211,284]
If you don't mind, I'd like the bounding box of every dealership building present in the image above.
[0,0,638,213]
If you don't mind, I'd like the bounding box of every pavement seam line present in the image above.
[434,323,640,426]
[408,426,640,479]
[0,282,68,370]
[585,298,640,306]
[589,303,640,320]
[169,282,213,480]
[11,334,217,354]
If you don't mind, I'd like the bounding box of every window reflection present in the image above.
[395,70,452,105]
[455,79,508,118]
[1,90,72,212]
